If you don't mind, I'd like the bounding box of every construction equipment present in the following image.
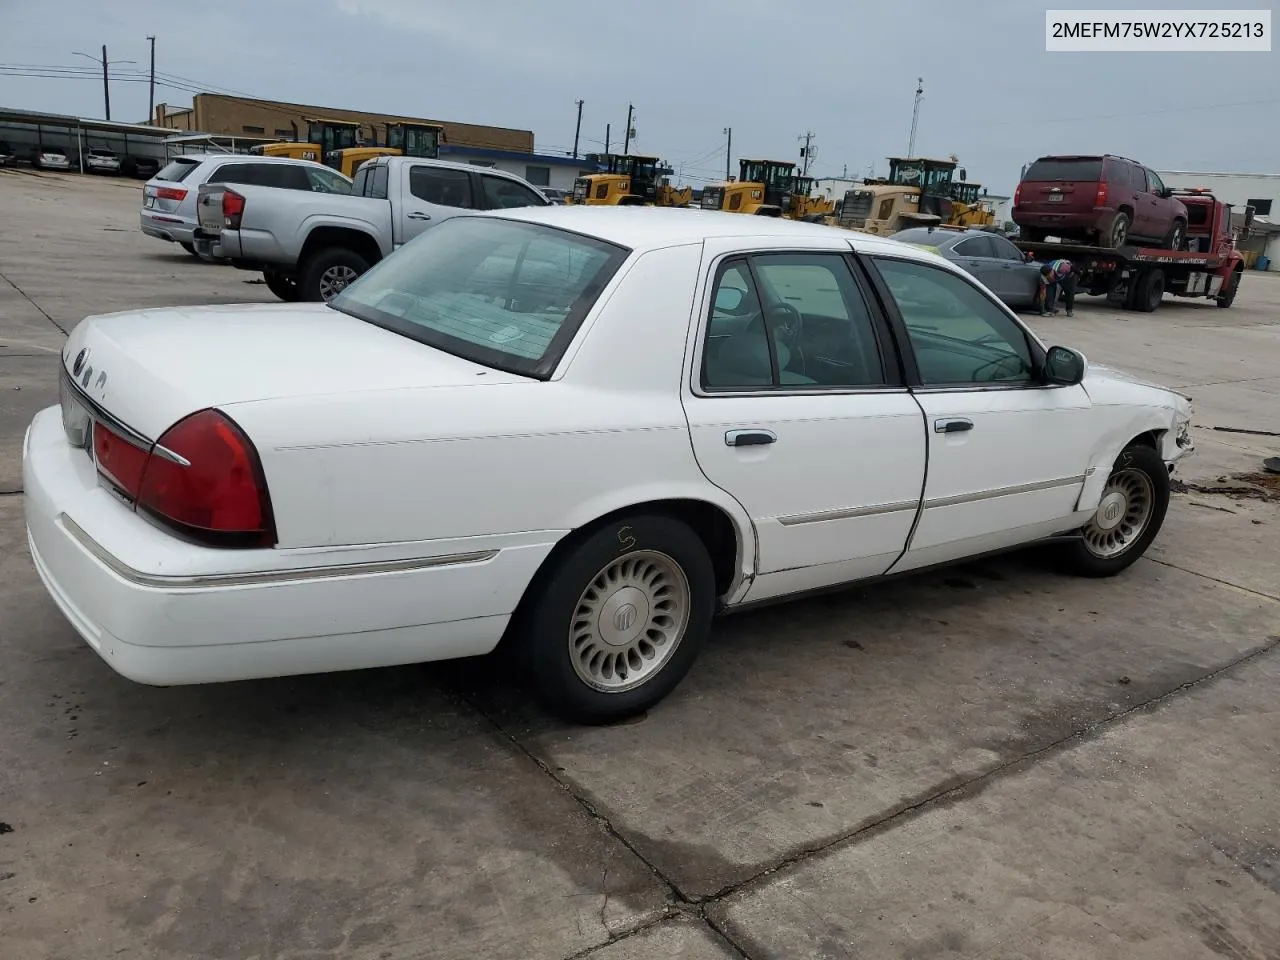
[567,154,693,207]
[250,118,363,166]
[831,156,957,235]
[947,180,997,229]
[785,175,835,221]
[327,122,444,178]
[699,159,797,216]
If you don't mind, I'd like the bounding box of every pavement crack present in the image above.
[693,635,1280,906]
[0,269,67,336]
[1207,425,1280,438]
[1147,557,1280,601]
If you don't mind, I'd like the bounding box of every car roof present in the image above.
[369,155,538,185]
[171,153,330,167]
[484,205,940,260]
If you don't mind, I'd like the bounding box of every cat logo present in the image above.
[751,190,762,200]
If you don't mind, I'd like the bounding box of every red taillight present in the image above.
[136,409,275,547]
[222,190,245,230]
[92,421,149,499]
[1094,182,1108,207]
[155,187,187,202]
[1013,183,1022,207]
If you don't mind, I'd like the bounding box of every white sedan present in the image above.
[24,208,1193,722]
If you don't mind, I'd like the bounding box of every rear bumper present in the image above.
[23,407,550,685]
[140,211,196,244]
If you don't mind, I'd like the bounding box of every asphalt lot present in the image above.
[2,169,1277,960]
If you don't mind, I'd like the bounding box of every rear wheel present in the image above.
[1104,212,1131,248]
[1133,268,1165,312]
[1216,268,1241,308]
[1020,227,1046,243]
[1164,219,1186,251]
[300,248,369,302]
[263,269,301,302]
[179,241,199,257]
[1059,444,1169,577]
[517,513,716,723]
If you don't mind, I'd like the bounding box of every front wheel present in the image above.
[263,269,301,302]
[300,248,369,302]
[517,514,716,723]
[1058,444,1170,577]
[1216,269,1241,308]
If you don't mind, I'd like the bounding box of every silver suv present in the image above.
[141,154,351,257]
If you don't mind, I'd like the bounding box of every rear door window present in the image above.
[155,158,200,182]
[954,236,995,258]
[480,174,548,209]
[1023,158,1103,182]
[370,164,389,199]
[408,166,474,208]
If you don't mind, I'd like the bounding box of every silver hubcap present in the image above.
[1112,219,1127,246]
[318,265,357,300]
[1082,468,1154,558]
[569,550,691,693]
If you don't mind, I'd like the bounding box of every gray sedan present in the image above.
[890,227,1042,310]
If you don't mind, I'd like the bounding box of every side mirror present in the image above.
[714,287,746,312]
[1043,345,1086,386]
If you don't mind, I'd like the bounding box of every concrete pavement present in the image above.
[2,171,1277,959]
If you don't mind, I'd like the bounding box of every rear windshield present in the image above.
[1023,158,1103,182]
[156,158,200,182]
[891,227,947,245]
[329,217,629,379]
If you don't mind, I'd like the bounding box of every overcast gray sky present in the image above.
[2,0,1276,193]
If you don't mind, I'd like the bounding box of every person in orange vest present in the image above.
[1038,259,1075,317]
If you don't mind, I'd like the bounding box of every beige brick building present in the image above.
[152,94,533,153]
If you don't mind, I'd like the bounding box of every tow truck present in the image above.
[1014,188,1250,312]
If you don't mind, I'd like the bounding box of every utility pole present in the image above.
[798,131,815,176]
[101,45,111,121]
[623,103,634,153]
[723,127,732,180]
[605,123,611,155]
[73,47,135,121]
[147,36,156,125]
[571,98,583,159]
[907,77,924,158]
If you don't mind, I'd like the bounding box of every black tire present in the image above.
[516,513,716,723]
[1133,268,1165,312]
[1216,269,1241,308]
[1163,219,1186,251]
[1058,444,1170,578]
[179,241,199,257]
[1103,212,1131,249]
[1020,227,1047,243]
[264,269,301,302]
[299,248,369,302]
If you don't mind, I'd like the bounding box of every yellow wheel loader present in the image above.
[785,175,835,221]
[946,180,997,229]
[250,118,362,167]
[327,122,445,178]
[566,154,692,207]
[830,157,958,235]
[699,159,797,216]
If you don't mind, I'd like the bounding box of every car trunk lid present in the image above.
[58,303,527,443]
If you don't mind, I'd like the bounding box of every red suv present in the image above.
[1012,155,1188,250]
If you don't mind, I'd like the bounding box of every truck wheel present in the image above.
[1216,269,1241,308]
[1104,212,1130,248]
[263,269,301,302]
[1020,227,1046,243]
[300,248,369,302]
[1133,268,1165,312]
[1163,219,1186,251]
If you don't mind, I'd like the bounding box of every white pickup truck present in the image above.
[196,155,551,302]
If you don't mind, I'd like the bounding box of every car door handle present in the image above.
[725,429,777,447]
[934,418,974,434]
[407,211,432,220]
